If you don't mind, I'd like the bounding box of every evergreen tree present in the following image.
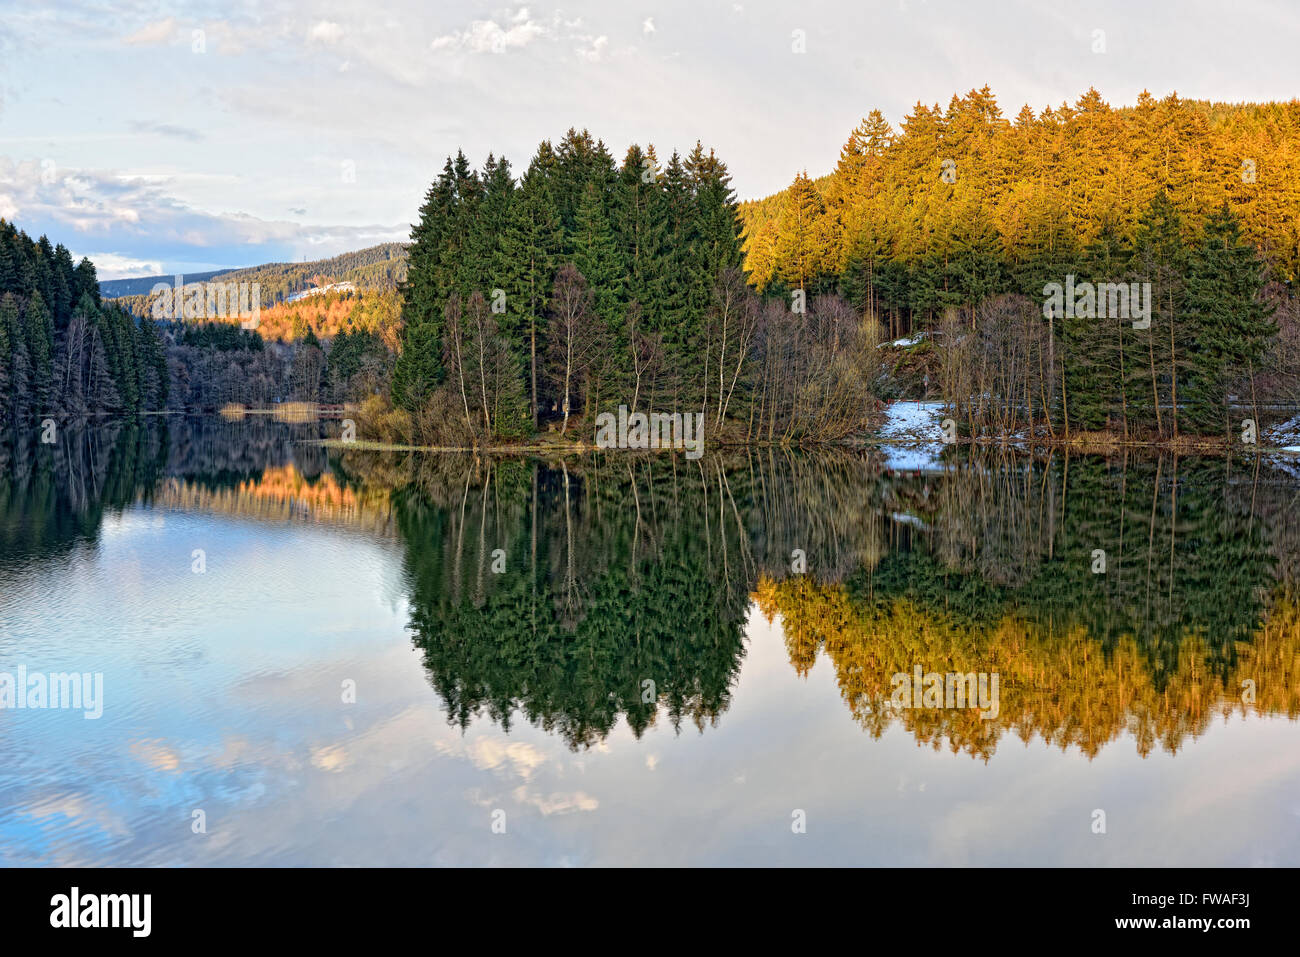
[503,157,562,426]
[1184,203,1276,433]
[1131,191,1190,438]
[774,172,830,294]
[23,291,54,411]
[570,180,625,330]
[135,315,169,409]
[0,293,14,407]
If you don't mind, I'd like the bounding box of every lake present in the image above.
[1,417,1299,866]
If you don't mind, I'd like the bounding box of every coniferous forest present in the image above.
[0,220,169,423]
[382,91,1300,448]
[386,129,879,446]
[743,87,1299,442]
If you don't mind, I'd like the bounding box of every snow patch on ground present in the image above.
[1265,413,1300,448]
[876,400,948,471]
[877,400,947,441]
[878,332,927,349]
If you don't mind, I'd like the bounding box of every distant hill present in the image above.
[102,242,409,311]
[99,269,228,299]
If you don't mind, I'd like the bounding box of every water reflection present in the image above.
[2,419,1298,764]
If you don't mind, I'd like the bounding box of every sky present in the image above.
[1,0,1297,278]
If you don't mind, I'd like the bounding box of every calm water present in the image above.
[1,417,1299,866]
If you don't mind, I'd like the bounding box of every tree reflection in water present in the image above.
[3,419,1297,759]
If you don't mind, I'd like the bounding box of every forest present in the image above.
[0,219,169,423]
[385,129,877,446]
[743,87,1300,442]
[382,93,1299,447]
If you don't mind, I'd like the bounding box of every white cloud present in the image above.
[0,156,406,271]
[431,7,550,54]
[510,785,599,815]
[309,21,344,45]
[79,252,164,281]
[467,738,547,780]
[575,35,609,61]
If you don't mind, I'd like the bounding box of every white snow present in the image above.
[878,332,927,349]
[287,281,357,303]
[1261,413,1300,450]
[876,400,949,472]
[891,511,929,529]
[881,445,944,471]
[877,400,948,441]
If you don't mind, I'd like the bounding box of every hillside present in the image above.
[740,89,1300,305]
[98,268,229,298]
[102,242,409,311]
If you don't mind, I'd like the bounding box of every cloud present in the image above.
[308,21,344,45]
[510,785,599,815]
[431,7,550,54]
[310,745,350,772]
[81,252,164,280]
[0,156,407,274]
[123,18,177,46]
[467,737,547,780]
[575,35,609,61]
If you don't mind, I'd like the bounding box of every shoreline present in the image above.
[308,434,1300,456]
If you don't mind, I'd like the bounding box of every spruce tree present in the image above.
[503,158,562,426]
[1184,203,1275,433]
[774,172,829,294]
[24,291,54,411]
[0,293,14,408]
[570,180,625,330]
[1131,192,1190,437]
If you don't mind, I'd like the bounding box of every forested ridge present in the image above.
[385,92,1299,448]
[740,87,1300,443]
[102,241,408,308]
[743,87,1300,300]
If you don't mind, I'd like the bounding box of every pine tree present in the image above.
[614,145,664,316]
[51,244,75,328]
[467,154,517,324]
[393,157,458,413]
[73,256,100,309]
[391,320,442,415]
[135,315,169,410]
